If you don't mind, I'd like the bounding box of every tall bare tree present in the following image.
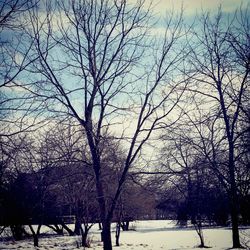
[20,1,188,249]
[186,7,250,248]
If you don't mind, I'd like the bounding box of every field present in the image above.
[1,220,249,250]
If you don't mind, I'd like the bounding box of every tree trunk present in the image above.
[218,95,241,248]
[74,216,81,236]
[102,222,112,250]
[115,222,121,246]
[61,221,74,236]
[121,220,130,231]
[93,164,113,249]
[198,234,205,248]
[33,234,39,247]
[80,225,89,247]
[228,147,241,248]
[125,221,129,231]
[28,224,41,247]
[230,183,241,248]
[82,232,88,247]
[193,220,205,248]
[231,207,241,248]
[10,225,25,240]
[45,224,63,235]
[0,226,6,235]
[197,226,205,248]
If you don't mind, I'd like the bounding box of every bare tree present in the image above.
[20,1,188,249]
[159,126,215,248]
[185,7,250,248]
[0,0,48,138]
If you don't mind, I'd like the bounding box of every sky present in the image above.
[144,0,250,16]
[1,0,248,145]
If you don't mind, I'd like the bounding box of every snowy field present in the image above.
[0,220,249,250]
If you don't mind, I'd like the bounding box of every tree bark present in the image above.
[102,222,112,250]
[115,222,121,246]
[28,224,41,247]
[91,155,113,249]
[80,226,90,247]
[33,234,39,247]
[121,220,130,231]
[228,147,241,248]
[10,225,26,240]
[194,222,205,248]
[74,216,81,236]
[61,221,74,236]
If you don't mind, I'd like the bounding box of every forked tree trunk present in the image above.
[80,225,90,247]
[121,220,130,231]
[28,224,41,247]
[193,219,206,248]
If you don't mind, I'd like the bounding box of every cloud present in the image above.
[129,0,249,16]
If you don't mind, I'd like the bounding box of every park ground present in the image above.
[0,220,249,250]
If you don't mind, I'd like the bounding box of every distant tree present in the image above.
[2,172,44,246]
[158,123,233,247]
[114,180,156,246]
[32,121,98,247]
[0,133,39,242]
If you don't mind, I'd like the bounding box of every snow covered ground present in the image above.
[0,220,249,250]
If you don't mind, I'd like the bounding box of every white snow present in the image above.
[0,220,249,250]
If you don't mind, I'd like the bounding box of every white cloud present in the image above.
[129,0,249,17]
